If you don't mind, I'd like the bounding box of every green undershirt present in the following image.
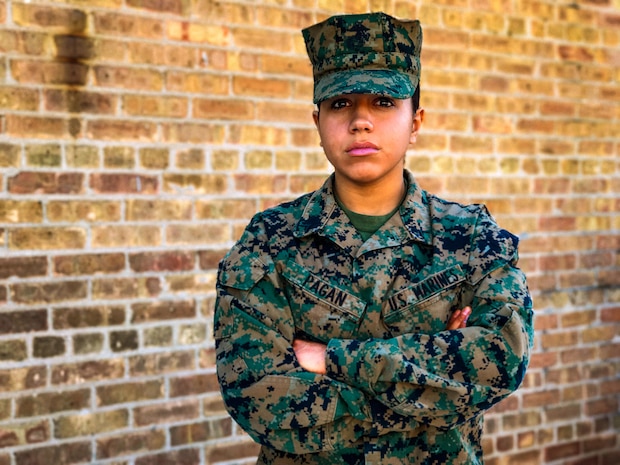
[337,200,400,241]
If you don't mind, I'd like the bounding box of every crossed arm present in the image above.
[294,306,472,375]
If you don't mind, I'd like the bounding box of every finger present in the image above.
[458,307,472,328]
[446,309,462,330]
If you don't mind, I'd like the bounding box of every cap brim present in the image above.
[314,69,416,104]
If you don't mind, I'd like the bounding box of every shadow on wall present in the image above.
[51,8,94,137]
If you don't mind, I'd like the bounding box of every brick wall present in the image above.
[0,0,618,464]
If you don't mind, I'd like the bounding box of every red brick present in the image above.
[0,86,39,111]
[539,216,576,232]
[523,389,561,408]
[561,309,596,327]
[90,173,158,194]
[123,95,188,117]
[11,60,88,85]
[54,409,128,438]
[96,429,166,459]
[73,333,104,355]
[54,34,95,61]
[16,389,90,417]
[8,171,84,194]
[541,330,579,349]
[162,173,227,194]
[94,65,163,90]
[205,440,260,465]
[169,373,219,398]
[502,410,542,430]
[135,448,200,465]
[47,200,121,222]
[561,347,597,364]
[496,434,514,452]
[487,394,518,414]
[203,393,226,416]
[170,417,232,445]
[126,199,193,221]
[544,441,581,462]
[504,449,541,465]
[14,441,91,465]
[586,398,618,416]
[601,307,620,322]
[12,4,87,31]
[54,253,125,275]
[44,89,115,114]
[0,366,46,393]
[134,399,199,427]
[51,359,125,386]
[102,147,134,169]
[539,253,577,271]
[0,339,27,361]
[129,350,194,376]
[0,309,47,335]
[33,336,66,357]
[92,277,161,300]
[546,366,584,384]
[529,351,558,369]
[533,313,558,331]
[129,251,194,272]
[110,330,139,352]
[162,122,225,143]
[198,249,227,269]
[0,256,47,279]
[131,300,195,323]
[93,11,163,38]
[193,98,253,120]
[127,0,187,14]
[599,270,620,288]
[602,450,620,465]
[11,280,87,304]
[87,120,157,141]
[53,305,125,329]
[97,380,163,406]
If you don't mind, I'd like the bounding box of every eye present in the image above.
[329,98,351,110]
[375,96,395,107]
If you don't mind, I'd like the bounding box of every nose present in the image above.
[349,104,373,133]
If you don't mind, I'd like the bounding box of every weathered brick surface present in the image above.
[0,1,618,464]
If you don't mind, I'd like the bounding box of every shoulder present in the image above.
[248,192,313,238]
[427,193,514,243]
[217,192,313,287]
[424,193,520,282]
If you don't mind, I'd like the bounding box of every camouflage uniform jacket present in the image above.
[214,170,534,465]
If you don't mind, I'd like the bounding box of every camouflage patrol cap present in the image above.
[302,12,422,104]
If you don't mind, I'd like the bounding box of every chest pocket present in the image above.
[383,265,466,336]
[282,261,366,343]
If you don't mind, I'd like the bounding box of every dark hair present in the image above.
[412,85,420,113]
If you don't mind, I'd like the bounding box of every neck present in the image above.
[334,172,406,216]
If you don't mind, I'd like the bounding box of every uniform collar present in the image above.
[294,170,432,247]
[400,170,433,245]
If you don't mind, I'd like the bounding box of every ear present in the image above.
[410,108,425,144]
[312,110,323,146]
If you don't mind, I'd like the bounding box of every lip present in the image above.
[346,142,379,156]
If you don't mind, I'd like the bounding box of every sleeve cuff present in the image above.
[326,338,377,394]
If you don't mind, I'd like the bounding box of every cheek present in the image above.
[317,121,343,148]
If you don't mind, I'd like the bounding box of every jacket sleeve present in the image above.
[324,209,534,430]
[214,217,377,454]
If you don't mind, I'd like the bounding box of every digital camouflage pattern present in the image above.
[303,12,422,103]
[214,170,534,465]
